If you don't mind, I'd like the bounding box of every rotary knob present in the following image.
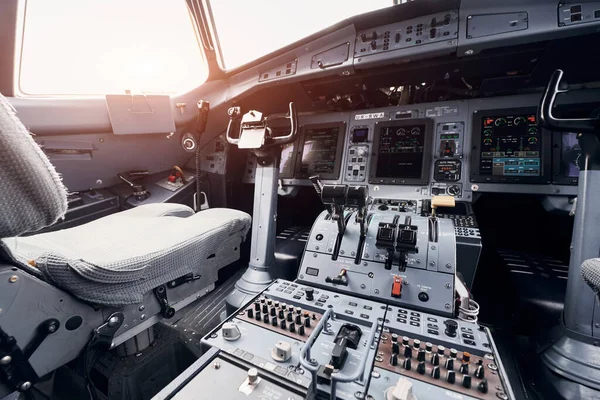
[305,288,315,301]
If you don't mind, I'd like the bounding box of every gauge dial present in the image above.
[514,116,526,125]
[396,128,407,136]
[483,129,492,137]
[494,118,507,127]
[411,127,421,135]
[528,137,538,144]
[528,127,538,135]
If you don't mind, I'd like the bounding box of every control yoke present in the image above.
[539,69,600,134]
[226,102,298,149]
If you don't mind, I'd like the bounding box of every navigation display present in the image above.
[479,114,541,177]
[295,122,345,180]
[370,119,433,185]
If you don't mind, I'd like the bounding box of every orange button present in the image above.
[392,275,402,298]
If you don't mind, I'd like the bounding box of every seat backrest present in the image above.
[0,93,67,238]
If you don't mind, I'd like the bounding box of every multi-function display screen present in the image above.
[375,124,426,179]
[479,114,541,177]
[299,127,340,175]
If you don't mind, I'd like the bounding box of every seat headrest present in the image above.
[0,93,67,237]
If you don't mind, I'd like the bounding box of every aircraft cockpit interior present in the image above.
[2,1,600,399]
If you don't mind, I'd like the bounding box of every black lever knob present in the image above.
[477,379,489,393]
[390,353,398,366]
[254,302,260,311]
[445,320,458,337]
[417,361,426,375]
[287,312,293,322]
[247,308,254,318]
[417,349,426,362]
[270,308,276,317]
[280,320,286,329]
[271,316,278,326]
[447,370,456,384]
[431,366,441,379]
[462,375,472,389]
[304,316,311,328]
[431,353,440,366]
[289,322,295,333]
[460,363,469,375]
[255,312,261,321]
[445,358,454,371]
[295,314,302,324]
[298,324,305,336]
[262,304,268,314]
[392,342,400,355]
[305,288,314,301]
[475,365,485,379]
[263,314,269,323]
[403,346,412,359]
[403,358,412,371]
[278,309,284,319]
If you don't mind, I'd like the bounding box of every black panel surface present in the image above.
[294,122,346,180]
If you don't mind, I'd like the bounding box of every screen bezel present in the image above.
[369,118,434,186]
[552,131,579,185]
[294,122,346,180]
[469,107,551,184]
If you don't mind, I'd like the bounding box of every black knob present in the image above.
[450,348,458,358]
[413,339,421,349]
[437,345,446,355]
[391,333,398,343]
[263,314,269,323]
[255,312,261,321]
[280,320,287,329]
[281,303,287,310]
[417,349,426,362]
[304,317,311,328]
[402,336,409,346]
[477,379,489,394]
[371,31,378,40]
[370,41,377,50]
[445,358,454,371]
[267,300,272,306]
[360,33,367,43]
[274,301,279,308]
[404,346,412,359]
[260,297,266,304]
[445,320,458,337]
[298,325,305,336]
[271,316,278,326]
[262,304,268,314]
[254,302,260,311]
[425,342,433,352]
[429,28,437,39]
[295,315,302,324]
[447,370,456,384]
[475,365,485,379]
[247,308,254,318]
[417,361,426,375]
[305,288,314,301]
[403,358,412,371]
[395,33,401,43]
[431,353,440,366]
[270,307,276,316]
[278,309,284,319]
[390,353,398,366]
[296,307,302,315]
[462,375,472,389]
[392,342,400,355]
[431,366,440,379]
[289,322,295,333]
[444,14,452,25]
[287,312,293,322]
[460,363,469,375]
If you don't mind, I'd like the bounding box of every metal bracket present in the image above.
[0,319,60,392]
[90,312,124,350]
[154,285,176,319]
[166,273,201,289]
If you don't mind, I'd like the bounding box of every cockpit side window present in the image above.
[17,0,208,96]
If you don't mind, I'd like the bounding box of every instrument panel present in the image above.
[242,92,589,199]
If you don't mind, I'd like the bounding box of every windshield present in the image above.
[208,0,393,70]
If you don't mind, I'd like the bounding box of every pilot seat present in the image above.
[0,93,251,398]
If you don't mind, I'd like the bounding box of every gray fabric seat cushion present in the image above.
[2,204,251,305]
[0,93,68,237]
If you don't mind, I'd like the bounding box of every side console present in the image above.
[154,280,514,400]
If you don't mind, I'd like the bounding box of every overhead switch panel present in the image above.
[466,12,528,39]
